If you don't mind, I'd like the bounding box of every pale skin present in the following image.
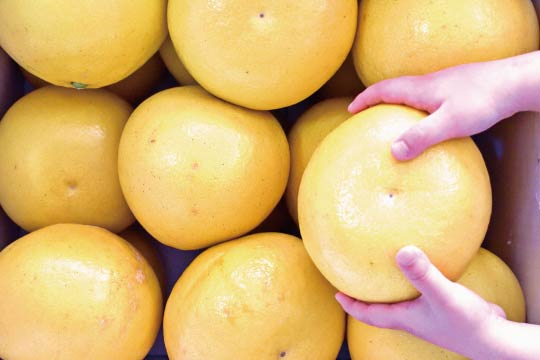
[337,50,540,359]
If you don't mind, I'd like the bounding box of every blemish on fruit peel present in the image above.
[135,269,145,284]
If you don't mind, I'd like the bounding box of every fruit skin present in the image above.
[159,36,198,86]
[299,104,492,303]
[118,86,289,250]
[0,86,135,232]
[163,232,345,360]
[354,0,540,86]
[286,97,353,224]
[22,53,167,105]
[167,0,358,110]
[347,248,526,360]
[0,0,167,88]
[0,223,163,360]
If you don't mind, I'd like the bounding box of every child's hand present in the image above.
[349,52,540,160]
[336,246,506,358]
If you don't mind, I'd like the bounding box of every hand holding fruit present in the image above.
[337,246,506,359]
[337,246,540,360]
[349,51,540,161]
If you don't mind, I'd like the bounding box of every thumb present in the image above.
[396,246,455,302]
[392,109,455,161]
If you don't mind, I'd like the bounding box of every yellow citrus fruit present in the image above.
[163,232,345,360]
[298,104,492,303]
[0,86,135,232]
[348,248,526,360]
[118,86,289,250]
[159,36,198,86]
[0,0,167,88]
[318,54,365,99]
[0,224,162,360]
[286,97,353,224]
[167,0,358,110]
[22,53,166,105]
[353,0,540,86]
[119,224,167,295]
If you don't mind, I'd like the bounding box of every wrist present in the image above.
[502,50,540,114]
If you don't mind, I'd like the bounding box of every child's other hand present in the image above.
[336,246,506,357]
[348,60,521,161]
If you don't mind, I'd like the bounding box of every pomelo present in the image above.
[163,232,345,360]
[167,0,357,110]
[353,0,539,85]
[299,104,492,302]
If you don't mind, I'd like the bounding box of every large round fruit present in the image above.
[163,232,345,360]
[0,86,135,232]
[286,97,352,224]
[167,0,358,110]
[0,224,162,360]
[0,0,167,88]
[118,86,289,250]
[353,0,539,86]
[348,248,525,360]
[298,104,492,302]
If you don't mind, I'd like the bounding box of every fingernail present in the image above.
[391,140,410,160]
[396,246,420,267]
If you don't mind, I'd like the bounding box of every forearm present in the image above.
[502,50,540,114]
[468,317,540,360]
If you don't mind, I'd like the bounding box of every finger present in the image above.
[489,303,507,319]
[348,76,440,114]
[391,109,456,161]
[395,246,455,302]
[335,292,415,330]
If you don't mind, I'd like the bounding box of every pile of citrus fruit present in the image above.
[0,1,538,359]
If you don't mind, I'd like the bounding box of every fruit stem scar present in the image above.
[71,82,88,89]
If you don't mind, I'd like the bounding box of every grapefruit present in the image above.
[167,0,357,110]
[0,0,167,88]
[118,86,289,250]
[0,86,135,232]
[0,224,162,360]
[163,232,345,360]
[354,0,539,85]
[298,104,492,302]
